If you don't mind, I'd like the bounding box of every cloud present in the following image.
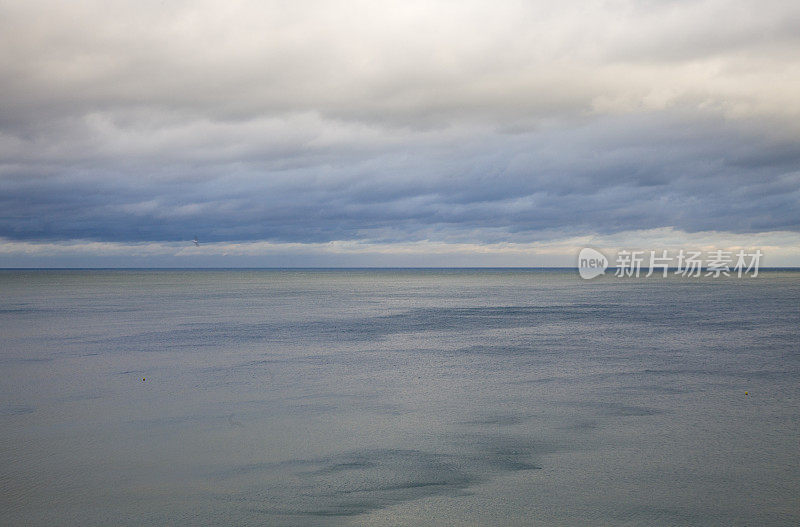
[0,0,799,263]
[2,228,799,267]
[3,1,800,127]
[2,112,797,243]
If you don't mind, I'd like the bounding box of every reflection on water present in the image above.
[0,269,798,526]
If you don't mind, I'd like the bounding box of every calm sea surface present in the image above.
[1,269,798,526]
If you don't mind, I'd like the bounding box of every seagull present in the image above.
[193,236,200,247]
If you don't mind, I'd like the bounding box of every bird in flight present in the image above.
[193,236,200,247]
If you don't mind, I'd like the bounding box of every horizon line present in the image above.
[2,266,800,271]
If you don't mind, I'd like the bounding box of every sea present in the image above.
[1,269,798,526]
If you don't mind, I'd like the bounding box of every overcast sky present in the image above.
[1,0,799,266]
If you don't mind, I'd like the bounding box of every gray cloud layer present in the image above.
[1,0,799,245]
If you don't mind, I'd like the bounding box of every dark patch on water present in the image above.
[461,414,526,426]
[211,441,545,518]
[0,356,53,365]
[559,419,599,431]
[579,401,664,417]
[88,304,700,352]
[0,405,35,416]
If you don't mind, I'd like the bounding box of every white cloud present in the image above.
[2,0,799,129]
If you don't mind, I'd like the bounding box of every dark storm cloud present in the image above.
[1,113,797,243]
[1,0,799,246]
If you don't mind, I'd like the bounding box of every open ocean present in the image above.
[1,269,798,526]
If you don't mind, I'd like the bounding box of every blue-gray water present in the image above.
[1,269,798,526]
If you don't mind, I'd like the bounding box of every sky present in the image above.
[1,0,799,267]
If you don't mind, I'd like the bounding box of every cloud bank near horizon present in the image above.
[2,228,799,268]
[1,1,799,264]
